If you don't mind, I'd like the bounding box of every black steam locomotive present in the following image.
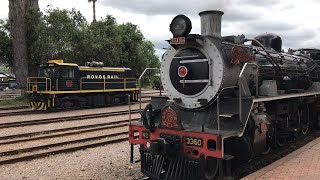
[27,60,139,110]
[129,10,320,179]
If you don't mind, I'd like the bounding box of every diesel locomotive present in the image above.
[27,60,139,110]
[129,10,320,179]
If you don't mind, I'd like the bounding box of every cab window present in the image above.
[38,67,56,78]
[60,67,75,78]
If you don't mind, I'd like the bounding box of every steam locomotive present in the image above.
[27,60,139,110]
[129,10,320,179]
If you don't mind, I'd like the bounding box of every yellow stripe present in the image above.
[55,63,78,66]
[39,103,44,110]
[37,104,41,110]
[26,88,138,94]
[79,68,125,72]
[43,104,47,110]
[48,60,64,63]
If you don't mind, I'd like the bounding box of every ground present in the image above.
[0,89,26,107]
[242,137,320,180]
[0,142,143,180]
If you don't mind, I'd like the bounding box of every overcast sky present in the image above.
[1,0,320,58]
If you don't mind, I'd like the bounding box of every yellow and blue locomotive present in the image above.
[27,60,139,110]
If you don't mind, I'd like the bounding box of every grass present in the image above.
[0,97,29,107]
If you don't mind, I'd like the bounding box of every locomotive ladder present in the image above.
[216,62,258,136]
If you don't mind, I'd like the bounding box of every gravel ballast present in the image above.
[0,141,143,180]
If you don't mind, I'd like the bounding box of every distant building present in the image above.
[0,73,17,89]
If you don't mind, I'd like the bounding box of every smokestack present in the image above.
[199,10,224,37]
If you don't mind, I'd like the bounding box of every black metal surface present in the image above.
[149,134,180,156]
[141,152,205,180]
[253,33,282,52]
[169,48,209,95]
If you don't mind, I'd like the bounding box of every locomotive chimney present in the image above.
[199,10,224,37]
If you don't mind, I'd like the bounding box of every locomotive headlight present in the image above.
[170,15,192,37]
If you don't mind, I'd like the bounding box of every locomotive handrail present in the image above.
[27,77,52,92]
[238,62,259,124]
[79,77,138,91]
[138,68,159,112]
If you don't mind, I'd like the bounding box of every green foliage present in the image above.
[0,97,28,107]
[26,7,89,71]
[0,65,11,74]
[0,7,160,81]
[0,20,13,68]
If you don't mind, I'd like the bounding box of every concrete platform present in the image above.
[242,137,320,180]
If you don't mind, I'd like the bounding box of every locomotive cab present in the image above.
[33,60,80,92]
[27,60,81,110]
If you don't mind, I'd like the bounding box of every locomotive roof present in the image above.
[294,48,320,52]
[45,60,131,72]
[46,60,78,66]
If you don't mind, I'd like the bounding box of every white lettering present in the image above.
[86,74,119,79]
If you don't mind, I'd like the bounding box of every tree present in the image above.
[26,7,89,70]
[118,23,160,76]
[2,7,159,85]
[88,0,97,22]
[0,20,12,68]
[9,0,39,92]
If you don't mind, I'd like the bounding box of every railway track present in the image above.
[0,131,130,166]
[0,106,29,111]
[0,97,153,117]
[0,91,163,165]
[0,91,162,113]
[0,108,141,129]
[0,114,140,165]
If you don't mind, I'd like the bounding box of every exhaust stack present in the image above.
[199,10,224,37]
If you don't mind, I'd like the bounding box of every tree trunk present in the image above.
[93,0,96,22]
[9,0,39,96]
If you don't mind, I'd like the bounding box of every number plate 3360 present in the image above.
[185,137,203,147]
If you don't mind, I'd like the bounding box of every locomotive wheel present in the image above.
[63,100,74,108]
[301,123,309,135]
[262,146,271,155]
[204,157,219,180]
[300,107,310,135]
[275,136,285,147]
[262,124,275,155]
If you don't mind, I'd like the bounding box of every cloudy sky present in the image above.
[1,0,320,57]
